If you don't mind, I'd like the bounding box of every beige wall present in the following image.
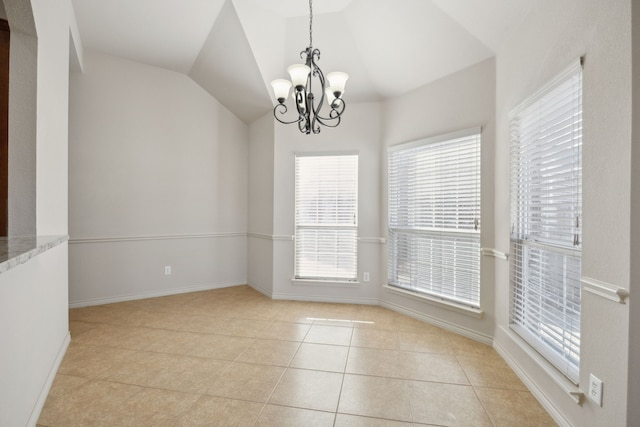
[493,0,633,425]
[68,52,249,306]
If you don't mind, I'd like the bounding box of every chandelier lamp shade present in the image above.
[270,0,349,134]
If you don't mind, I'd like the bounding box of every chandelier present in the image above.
[270,0,349,134]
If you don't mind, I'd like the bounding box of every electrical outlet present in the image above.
[588,374,603,406]
[164,265,172,275]
[363,272,370,282]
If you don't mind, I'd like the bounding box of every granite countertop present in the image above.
[0,235,68,274]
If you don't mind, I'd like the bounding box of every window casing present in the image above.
[509,59,583,384]
[295,154,358,281]
[388,129,481,308]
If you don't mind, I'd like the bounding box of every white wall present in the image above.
[247,112,275,295]
[0,243,69,427]
[379,58,496,341]
[33,0,70,235]
[68,52,249,306]
[629,2,640,423]
[0,0,74,425]
[493,0,633,425]
[5,0,36,236]
[255,102,383,304]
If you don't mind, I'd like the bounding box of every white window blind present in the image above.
[509,59,582,384]
[388,129,481,308]
[295,154,358,281]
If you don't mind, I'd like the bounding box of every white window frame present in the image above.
[509,59,583,384]
[294,153,358,281]
[387,128,481,309]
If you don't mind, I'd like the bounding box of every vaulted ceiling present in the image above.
[71,0,535,124]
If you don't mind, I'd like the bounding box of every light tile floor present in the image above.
[37,285,557,426]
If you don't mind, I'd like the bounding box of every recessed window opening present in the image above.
[294,154,358,281]
[509,59,583,384]
[387,129,482,308]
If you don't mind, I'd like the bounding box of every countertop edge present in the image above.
[0,235,69,275]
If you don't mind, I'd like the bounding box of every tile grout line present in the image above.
[332,324,354,426]
[470,385,498,427]
[456,352,498,427]
[250,321,311,426]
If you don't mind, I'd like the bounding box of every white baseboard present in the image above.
[248,282,378,306]
[382,285,483,319]
[379,299,493,345]
[493,336,574,427]
[248,282,273,298]
[272,292,379,306]
[250,283,490,342]
[27,332,70,427]
[69,281,246,308]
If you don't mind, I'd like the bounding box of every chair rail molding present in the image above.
[480,247,509,260]
[358,237,386,244]
[247,233,294,241]
[70,232,247,244]
[581,276,629,304]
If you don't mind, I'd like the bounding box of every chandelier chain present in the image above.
[309,0,313,48]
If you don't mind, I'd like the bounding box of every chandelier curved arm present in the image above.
[308,50,346,125]
[299,118,311,134]
[273,103,304,125]
[315,99,346,123]
[314,104,346,129]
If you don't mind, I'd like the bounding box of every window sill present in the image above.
[382,284,483,319]
[292,278,361,287]
[497,325,584,405]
